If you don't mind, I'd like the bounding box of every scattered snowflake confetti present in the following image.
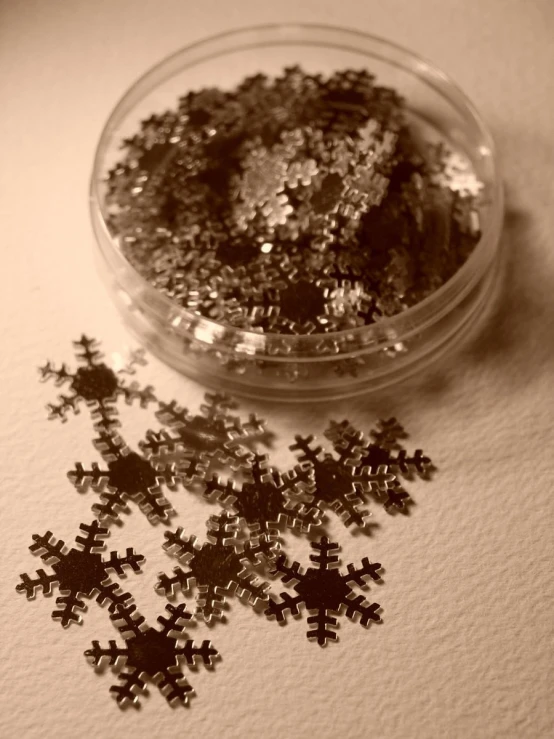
[23,334,441,715]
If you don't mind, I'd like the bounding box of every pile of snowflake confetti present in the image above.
[106,66,483,334]
[17,337,434,709]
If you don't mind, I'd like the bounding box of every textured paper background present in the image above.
[1,1,553,737]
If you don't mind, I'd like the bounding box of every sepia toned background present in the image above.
[1,1,553,737]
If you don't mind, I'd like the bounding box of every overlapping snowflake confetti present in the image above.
[16,337,436,709]
[105,67,483,336]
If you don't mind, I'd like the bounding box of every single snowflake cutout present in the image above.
[260,191,294,228]
[85,602,218,708]
[39,336,155,426]
[16,521,144,627]
[325,419,433,512]
[68,428,205,525]
[345,164,390,212]
[266,536,382,646]
[239,146,288,210]
[140,392,268,470]
[289,434,396,528]
[203,453,321,541]
[155,513,275,623]
[285,158,319,188]
[428,144,484,198]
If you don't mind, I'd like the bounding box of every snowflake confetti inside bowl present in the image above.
[90,24,503,401]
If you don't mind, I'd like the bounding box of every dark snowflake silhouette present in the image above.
[39,335,155,427]
[266,536,382,646]
[203,453,322,541]
[16,521,144,627]
[155,513,275,623]
[85,602,218,708]
[140,392,269,470]
[68,428,205,525]
[289,434,396,528]
[325,418,433,512]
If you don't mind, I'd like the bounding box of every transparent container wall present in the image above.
[92,25,503,402]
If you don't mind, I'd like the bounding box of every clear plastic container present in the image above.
[90,24,503,402]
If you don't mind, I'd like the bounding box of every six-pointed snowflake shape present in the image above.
[16,521,144,627]
[155,513,275,623]
[266,536,382,646]
[325,418,433,512]
[140,392,268,470]
[68,428,206,525]
[203,453,322,541]
[39,336,156,426]
[290,435,396,528]
[85,602,218,708]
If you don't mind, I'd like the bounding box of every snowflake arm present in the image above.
[162,528,200,560]
[46,394,81,422]
[68,462,108,492]
[176,639,219,667]
[121,380,157,408]
[134,487,176,524]
[155,668,193,706]
[16,569,58,598]
[75,520,108,552]
[28,530,65,562]
[111,669,148,708]
[38,361,71,385]
[353,464,396,494]
[53,592,87,627]
[343,557,382,588]
[85,639,126,667]
[380,482,412,513]
[370,418,407,449]
[306,608,339,646]
[329,489,371,528]
[393,449,433,478]
[155,566,194,597]
[270,555,303,585]
[343,594,381,626]
[104,548,145,576]
[266,592,304,622]
[92,487,131,522]
[242,537,279,566]
[203,476,237,506]
[194,583,226,623]
[95,581,135,612]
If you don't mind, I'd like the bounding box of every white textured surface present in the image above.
[1,1,553,737]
